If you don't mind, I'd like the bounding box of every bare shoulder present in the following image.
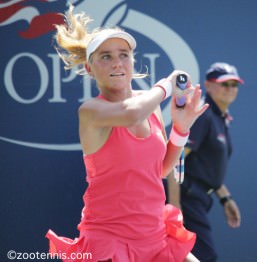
[78,97,106,124]
[78,98,103,136]
[79,97,102,113]
[78,98,112,154]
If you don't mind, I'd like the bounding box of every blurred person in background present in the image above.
[169,62,242,262]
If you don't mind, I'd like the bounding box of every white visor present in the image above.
[86,30,136,61]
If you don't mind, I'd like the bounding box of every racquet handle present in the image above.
[175,74,188,108]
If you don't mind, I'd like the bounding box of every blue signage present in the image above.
[1,1,256,261]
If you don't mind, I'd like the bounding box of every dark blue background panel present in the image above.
[1,1,256,261]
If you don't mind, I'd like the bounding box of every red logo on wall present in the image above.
[0,0,64,38]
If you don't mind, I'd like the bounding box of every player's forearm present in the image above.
[167,173,181,209]
[162,140,184,177]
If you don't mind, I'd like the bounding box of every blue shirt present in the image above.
[185,94,233,190]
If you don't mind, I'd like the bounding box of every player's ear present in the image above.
[85,63,94,77]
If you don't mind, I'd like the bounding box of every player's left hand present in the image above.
[170,84,209,134]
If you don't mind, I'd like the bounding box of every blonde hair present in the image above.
[54,4,148,78]
[54,4,91,74]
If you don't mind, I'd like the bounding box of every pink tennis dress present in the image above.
[46,111,196,261]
